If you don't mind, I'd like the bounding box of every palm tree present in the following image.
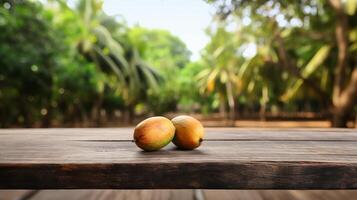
[59,0,161,123]
[197,26,240,121]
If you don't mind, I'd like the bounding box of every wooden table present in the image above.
[0,128,356,189]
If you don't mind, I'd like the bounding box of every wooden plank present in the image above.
[203,190,264,200]
[257,190,357,200]
[2,190,357,200]
[0,128,356,189]
[203,190,357,200]
[0,128,356,141]
[2,161,357,189]
[22,190,194,200]
[0,190,38,200]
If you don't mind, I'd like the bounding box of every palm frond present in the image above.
[281,45,331,101]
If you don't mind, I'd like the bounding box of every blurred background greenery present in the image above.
[0,0,356,128]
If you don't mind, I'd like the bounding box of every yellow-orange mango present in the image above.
[171,115,204,150]
[133,116,175,151]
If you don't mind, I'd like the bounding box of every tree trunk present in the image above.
[259,104,266,121]
[91,92,104,127]
[332,108,349,127]
[329,0,356,127]
[259,87,269,121]
[41,89,53,128]
[226,81,236,126]
[228,106,235,126]
[331,68,357,127]
[41,107,52,128]
[219,93,227,118]
[123,105,135,125]
[19,97,32,128]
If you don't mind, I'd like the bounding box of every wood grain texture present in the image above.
[2,190,357,200]
[0,128,356,189]
[0,190,38,200]
[22,190,195,200]
[203,190,357,200]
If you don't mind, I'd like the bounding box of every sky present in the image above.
[102,0,215,60]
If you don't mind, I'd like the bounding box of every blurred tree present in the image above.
[127,27,191,114]
[178,61,215,114]
[197,26,240,120]
[0,0,162,127]
[1,0,355,127]
[0,0,59,127]
[58,0,162,123]
[128,27,191,69]
[206,0,357,127]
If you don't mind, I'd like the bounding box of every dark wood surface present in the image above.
[0,128,356,189]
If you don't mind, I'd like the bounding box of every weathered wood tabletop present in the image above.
[0,128,356,189]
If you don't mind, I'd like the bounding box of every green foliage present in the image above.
[178,61,215,113]
[197,25,241,117]
[0,0,59,126]
[0,0,194,126]
[281,45,331,101]
[128,27,191,69]
[127,27,192,114]
[1,0,356,127]
[76,0,162,105]
[203,0,356,119]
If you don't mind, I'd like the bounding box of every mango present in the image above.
[171,115,204,150]
[133,116,175,151]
